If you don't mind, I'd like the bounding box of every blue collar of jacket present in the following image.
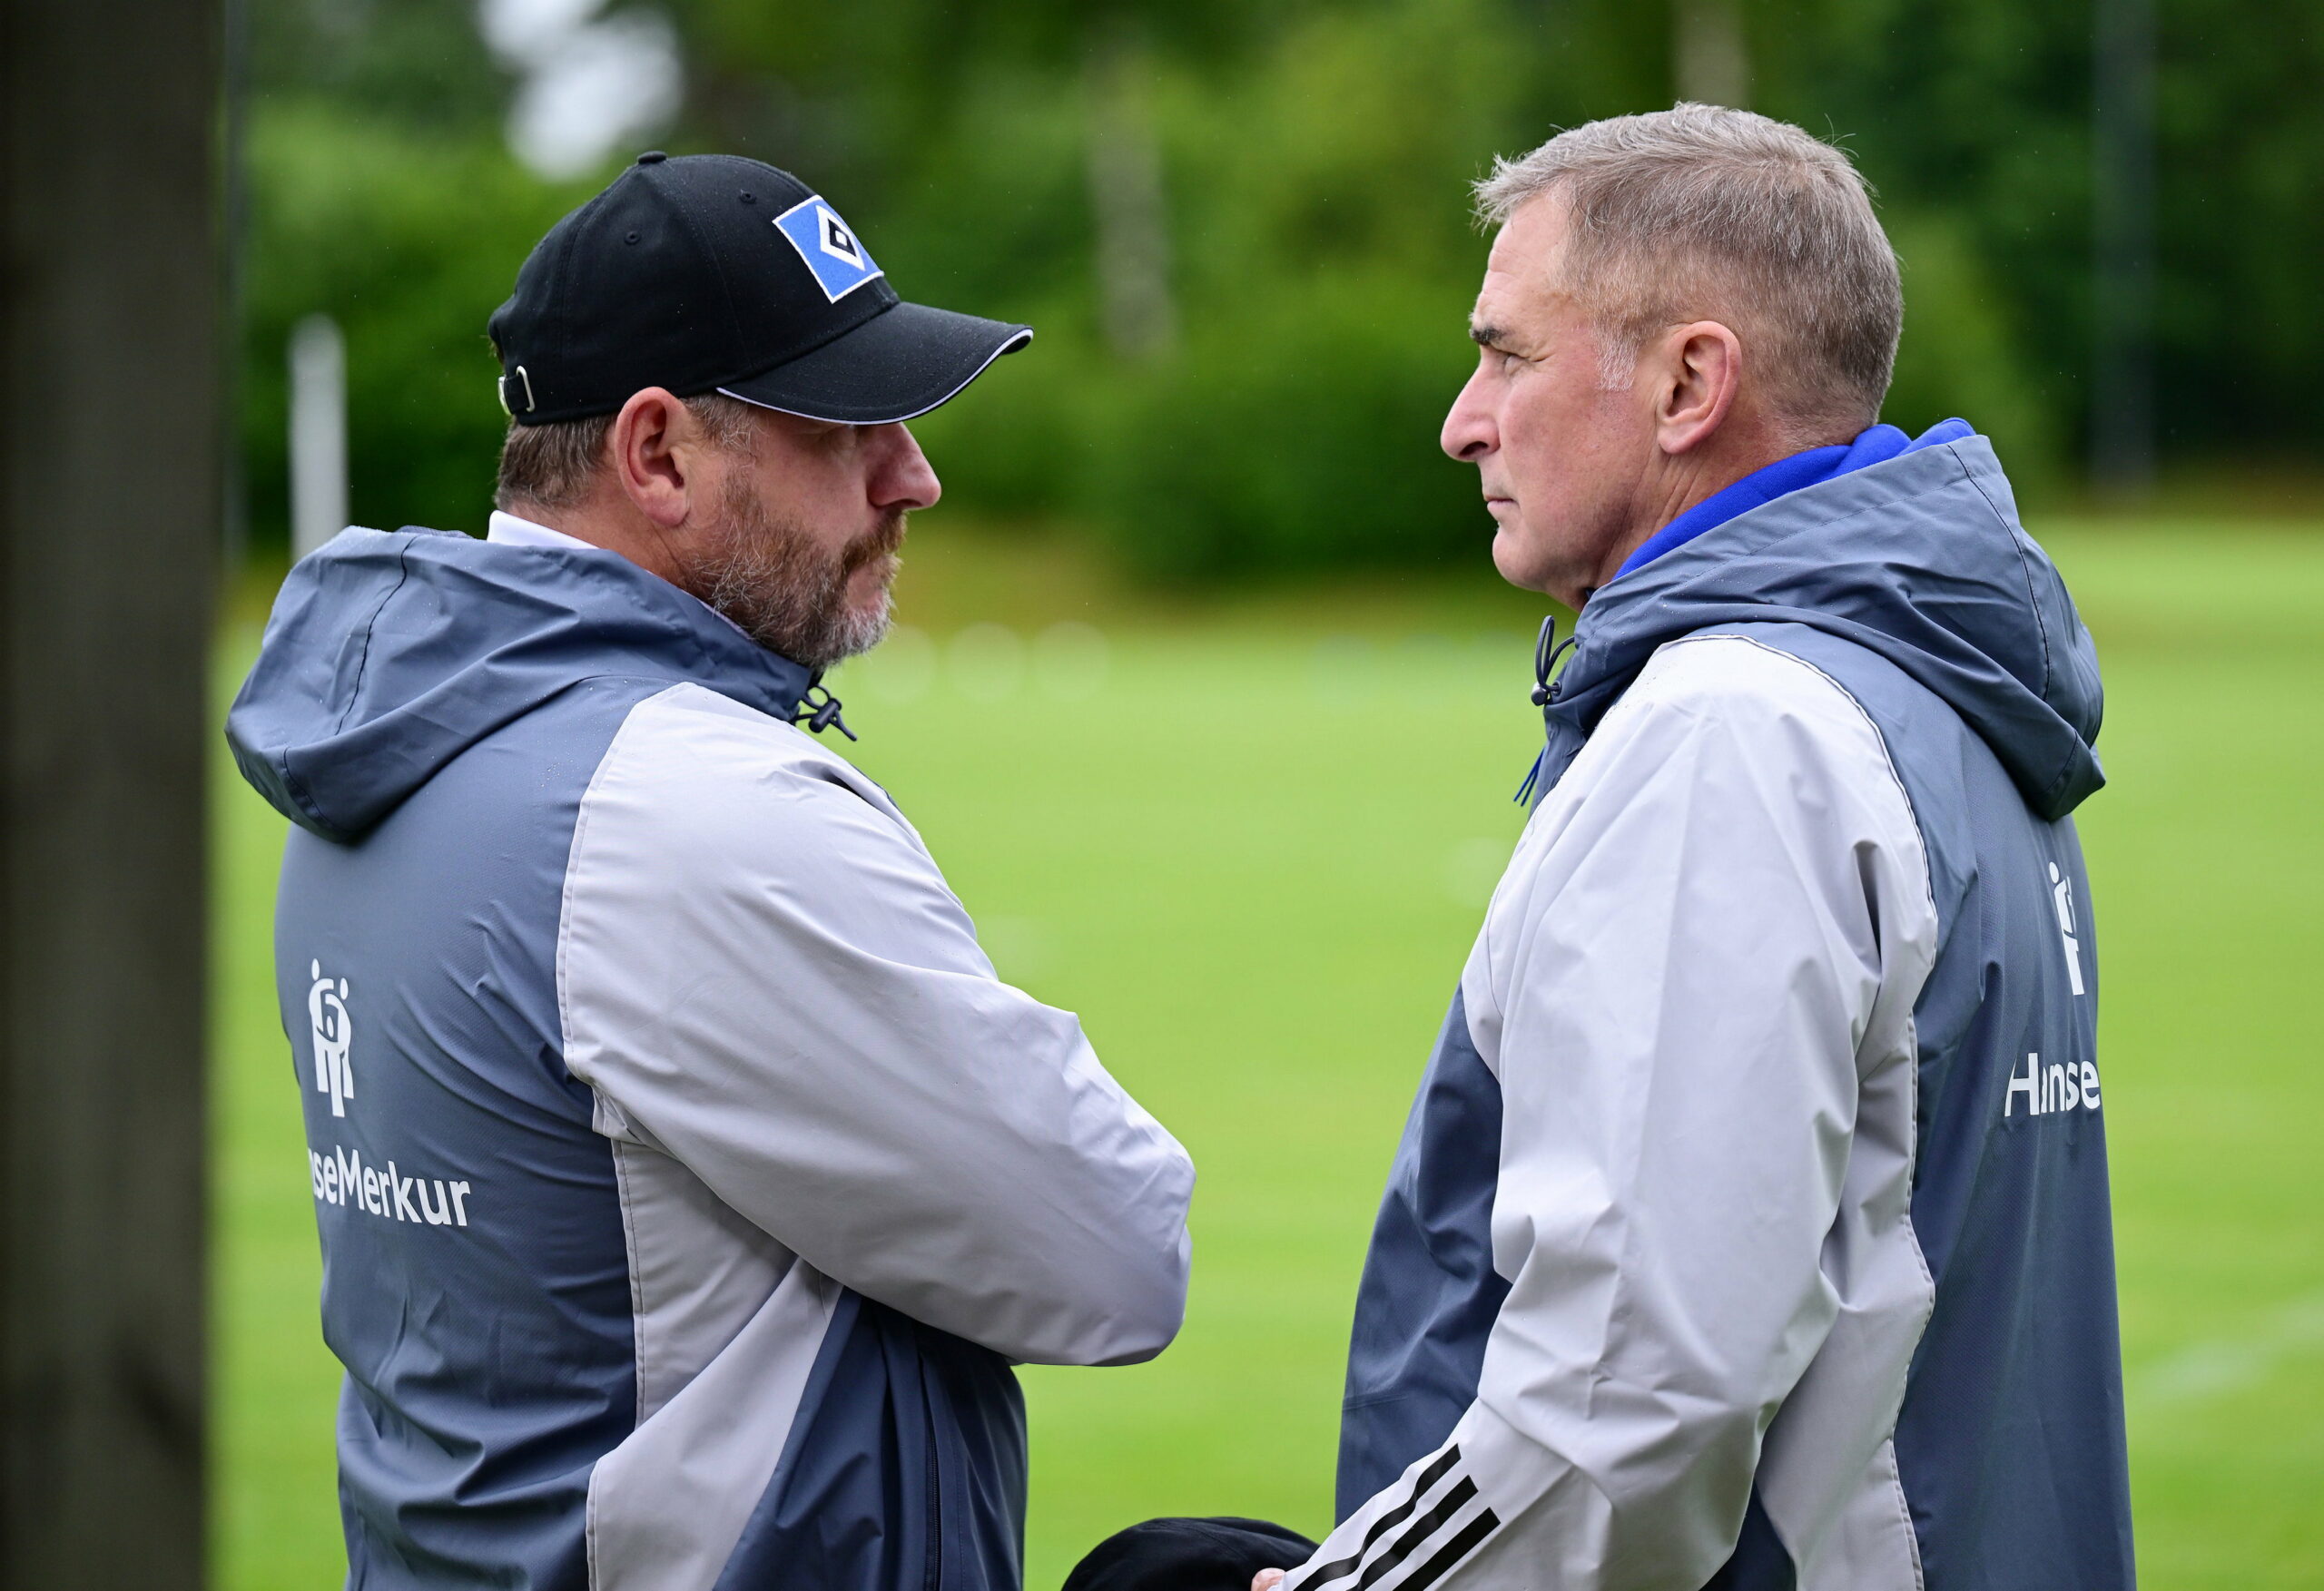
[1611,417,1975,583]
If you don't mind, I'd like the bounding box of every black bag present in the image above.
[1063,1516,1318,1591]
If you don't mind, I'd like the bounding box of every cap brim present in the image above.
[716,300,1031,426]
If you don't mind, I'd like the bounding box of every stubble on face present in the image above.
[684,471,905,669]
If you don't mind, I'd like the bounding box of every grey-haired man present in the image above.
[1265,105,2131,1591]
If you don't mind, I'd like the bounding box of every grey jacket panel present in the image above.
[558,683,1194,1372]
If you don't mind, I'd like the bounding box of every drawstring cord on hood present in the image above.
[1513,614,1578,806]
[794,680,857,741]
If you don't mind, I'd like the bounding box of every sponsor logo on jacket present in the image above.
[2005,1050,2101,1118]
[310,1142,472,1227]
[300,958,479,1229]
[309,960,354,1116]
[2048,864,2086,997]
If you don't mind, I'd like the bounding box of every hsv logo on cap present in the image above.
[774,196,884,302]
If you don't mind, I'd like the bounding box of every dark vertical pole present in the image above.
[2092,0,2157,493]
[222,0,252,577]
[0,0,219,1586]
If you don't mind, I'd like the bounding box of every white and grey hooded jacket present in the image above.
[226,527,1194,1591]
[1288,433,2133,1591]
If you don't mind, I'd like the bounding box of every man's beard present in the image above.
[682,476,903,670]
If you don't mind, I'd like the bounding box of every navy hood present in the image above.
[1542,434,2103,821]
[227,527,813,842]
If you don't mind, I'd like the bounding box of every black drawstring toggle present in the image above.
[1514,614,1578,807]
[795,684,857,741]
[1531,614,1577,713]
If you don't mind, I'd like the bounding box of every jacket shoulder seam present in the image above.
[328,536,417,737]
[1962,460,2056,705]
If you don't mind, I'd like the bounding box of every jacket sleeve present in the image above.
[1286,636,1935,1591]
[556,684,1193,1367]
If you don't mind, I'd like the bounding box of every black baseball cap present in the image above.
[487,151,1031,427]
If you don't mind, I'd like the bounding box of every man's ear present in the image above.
[609,388,695,530]
[1653,321,1743,457]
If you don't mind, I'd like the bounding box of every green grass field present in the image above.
[214,520,2324,1589]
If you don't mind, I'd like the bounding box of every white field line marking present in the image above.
[2132,1288,2324,1407]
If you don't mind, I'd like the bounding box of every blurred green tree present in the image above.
[241,105,590,544]
[236,0,2323,569]
[239,0,586,545]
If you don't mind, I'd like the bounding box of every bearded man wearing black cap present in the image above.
[226,153,1195,1591]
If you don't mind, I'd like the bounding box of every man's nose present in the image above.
[1441,371,1496,463]
[868,423,941,511]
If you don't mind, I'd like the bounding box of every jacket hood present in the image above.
[227,526,814,842]
[1544,435,2103,820]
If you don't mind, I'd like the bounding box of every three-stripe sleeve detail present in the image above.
[1305,1447,1462,1586]
[1288,1447,1501,1591]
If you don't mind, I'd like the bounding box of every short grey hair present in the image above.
[1475,103,1902,430]
[493,392,763,514]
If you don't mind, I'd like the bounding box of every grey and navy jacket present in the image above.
[226,525,1195,1591]
[1284,430,2134,1591]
